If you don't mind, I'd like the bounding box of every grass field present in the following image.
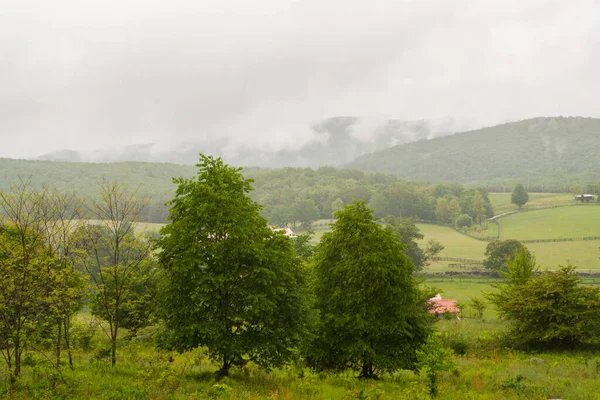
[498,205,600,240]
[489,192,575,213]
[418,227,600,271]
[416,224,487,271]
[416,204,600,271]
[133,221,166,233]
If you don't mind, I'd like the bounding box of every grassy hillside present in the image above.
[416,204,600,271]
[348,117,600,187]
[489,192,574,213]
[498,205,600,240]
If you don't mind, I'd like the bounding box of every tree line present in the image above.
[0,178,158,378]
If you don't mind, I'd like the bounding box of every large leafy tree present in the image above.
[156,155,310,376]
[511,184,529,208]
[308,200,431,379]
[483,239,530,274]
[384,216,443,270]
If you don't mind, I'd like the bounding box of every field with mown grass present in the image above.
[416,204,600,271]
[489,192,576,213]
[497,205,600,240]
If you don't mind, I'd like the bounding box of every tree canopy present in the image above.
[511,184,529,208]
[308,200,431,378]
[483,239,530,274]
[156,155,310,376]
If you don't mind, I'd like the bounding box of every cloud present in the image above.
[1,0,599,158]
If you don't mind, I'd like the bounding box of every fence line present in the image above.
[520,236,600,244]
[431,257,483,265]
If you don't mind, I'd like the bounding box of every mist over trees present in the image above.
[348,117,600,187]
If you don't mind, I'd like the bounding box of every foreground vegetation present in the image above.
[3,155,600,399]
[4,294,600,399]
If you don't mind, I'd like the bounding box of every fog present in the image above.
[1,0,599,159]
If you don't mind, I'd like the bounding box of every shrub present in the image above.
[455,214,473,228]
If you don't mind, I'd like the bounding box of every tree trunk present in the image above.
[14,349,21,378]
[111,336,117,367]
[217,358,231,377]
[63,318,73,370]
[359,362,377,379]
[429,373,438,397]
[13,335,21,377]
[56,319,62,368]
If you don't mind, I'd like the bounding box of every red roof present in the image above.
[428,299,460,314]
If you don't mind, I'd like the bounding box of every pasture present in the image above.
[489,192,575,212]
[417,204,600,271]
[497,205,600,240]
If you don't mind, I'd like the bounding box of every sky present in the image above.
[1,0,600,158]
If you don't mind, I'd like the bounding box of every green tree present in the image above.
[488,265,600,348]
[455,214,473,228]
[416,333,454,398]
[78,181,155,366]
[385,217,444,270]
[0,180,84,377]
[434,198,450,224]
[0,224,55,378]
[308,201,430,378]
[468,297,486,319]
[156,155,310,376]
[293,231,315,261]
[269,204,294,227]
[504,246,538,286]
[292,199,320,230]
[473,191,486,225]
[331,197,344,215]
[483,240,529,274]
[36,188,87,370]
[511,184,529,208]
[447,198,461,224]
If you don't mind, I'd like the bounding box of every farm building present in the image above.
[428,294,461,317]
[271,227,296,238]
[575,194,595,202]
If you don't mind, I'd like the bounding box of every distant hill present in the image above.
[347,117,600,187]
[35,117,464,167]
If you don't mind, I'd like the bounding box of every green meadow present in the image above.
[497,205,600,240]
[415,203,600,271]
[489,192,575,213]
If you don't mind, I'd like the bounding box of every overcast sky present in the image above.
[1,0,599,158]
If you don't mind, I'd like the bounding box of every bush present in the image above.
[455,214,473,228]
[440,331,469,356]
[488,265,600,349]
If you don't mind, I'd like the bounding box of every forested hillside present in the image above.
[0,158,492,224]
[348,117,600,188]
[0,158,196,222]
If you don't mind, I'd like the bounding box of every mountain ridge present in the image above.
[346,116,600,185]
